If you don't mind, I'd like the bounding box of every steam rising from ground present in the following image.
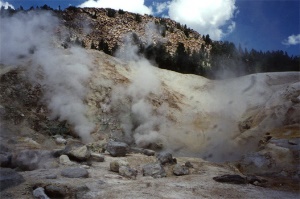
[0,11,94,142]
[112,26,167,148]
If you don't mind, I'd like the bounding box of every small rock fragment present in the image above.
[33,187,50,199]
[90,152,105,162]
[119,166,138,179]
[61,167,88,178]
[185,161,193,168]
[142,163,166,178]
[55,137,67,145]
[143,149,155,156]
[246,175,268,185]
[106,141,129,157]
[156,152,176,165]
[173,164,189,176]
[110,160,129,172]
[59,155,74,166]
[213,174,247,184]
[110,161,120,172]
[130,147,155,156]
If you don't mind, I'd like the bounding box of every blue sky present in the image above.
[1,0,299,56]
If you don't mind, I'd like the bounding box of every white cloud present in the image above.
[282,34,300,46]
[78,0,152,15]
[152,1,170,15]
[167,0,237,40]
[0,0,14,9]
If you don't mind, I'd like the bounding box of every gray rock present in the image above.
[0,152,12,167]
[58,141,86,160]
[185,161,193,168]
[90,152,105,162]
[110,161,120,172]
[110,160,129,172]
[213,174,247,184]
[119,166,138,179]
[59,155,75,166]
[61,167,88,178]
[0,168,25,191]
[12,150,56,171]
[142,163,166,178]
[68,145,91,161]
[106,141,129,157]
[143,149,155,156]
[33,187,50,199]
[130,147,155,156]
[156,152,176,165]
[173,164,189,176]
[45,184,67,198]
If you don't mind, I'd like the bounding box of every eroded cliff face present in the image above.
[59,7,210,56]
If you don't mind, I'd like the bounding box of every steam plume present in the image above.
[0,11,94,143]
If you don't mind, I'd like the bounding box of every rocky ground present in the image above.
[0,49,299,198]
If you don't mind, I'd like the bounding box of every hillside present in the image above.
[0,9,299,199]
[59,7,208,56]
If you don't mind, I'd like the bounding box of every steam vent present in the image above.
[0,5,299,199]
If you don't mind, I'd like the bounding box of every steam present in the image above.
[112,25,166,148]
[0,11,94,143]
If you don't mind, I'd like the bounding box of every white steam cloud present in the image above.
[0,0,14,9]
[112,25,167,148]
[78,0,152,15]
[282,34,300,46]
[0,11,95,143]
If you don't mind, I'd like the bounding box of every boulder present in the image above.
[68,145,91,161]
[238,143,296,176]
[55,141,91,161]
[45,184,67,198]
[106,141,129,157]
[12,150,56,171]
[110,160,129,172]
[0,168,25,191]
[156,152,176,165]
[90,152,105,162]
[173,164,189,176]
[61,167,89,178]
[0,152,12,167]
[142,163,166,178]
[119,166,138,179]
[33,187,50,199]
[59,155,75,166]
